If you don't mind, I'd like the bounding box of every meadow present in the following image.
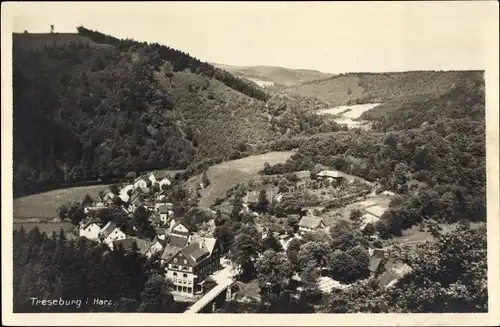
[13,184,110,220]
[190,151,295,208]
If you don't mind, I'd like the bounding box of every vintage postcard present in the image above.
[2,1,499,326]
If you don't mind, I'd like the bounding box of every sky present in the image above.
[7,1,498,74]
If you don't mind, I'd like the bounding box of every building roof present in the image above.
[100,221,118,239]
[166,233,189,248]
[317,170,343,178]
[369,248,388,273]
[364,205,388,219]
[151,171,170,181]
[190,235,217,255]
[298,216,325,229]
[81,217,102,230]
[155,227,166,235]
[182,242,209,265]
[161,245,183,261]
[112,237,152,255]
[158,205,170,214]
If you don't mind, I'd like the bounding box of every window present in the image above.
[184,259,187,264]
[174,258,177,263]
[173,272,177,276]
[173,265,178,270]
[188,280,192,285]
[183,273,188,278]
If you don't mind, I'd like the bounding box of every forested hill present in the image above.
[12,29,276,196]
[279,70,484,107]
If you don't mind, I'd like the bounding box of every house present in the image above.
[149,172,171,189]
[316,170,345,184]
[129,187,147,206]
[164,236,221,297]
[298,216,326,234]
[368,248,389,276]
[99,221,127,249]
[146,236,166,258]
[103,192,117,206]
[79,219,102,241]
[133,176,151,190]
[158,205,172,225]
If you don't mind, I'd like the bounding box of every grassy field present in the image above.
[13,184,111,220]
[191,151,295,208]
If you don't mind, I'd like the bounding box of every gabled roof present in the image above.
[161,245,182,261]
[166,233,189,248]
[190,235,217,255]
[182,242,209,265]
[151,171,170,181]
[100,221,118,239]
[369,257,383,273]
[299,216,325,229]
[81,217,101,230]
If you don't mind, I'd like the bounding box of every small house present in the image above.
[149,172,171,189]
[158,205,172,225]
[298,216,326,234]
[316,170,344,184]
[100,221,127,249]
[79,219,102,241]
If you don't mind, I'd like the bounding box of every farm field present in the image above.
[191,151,295,208]
[13,184,111,220]
[316,103,380,129]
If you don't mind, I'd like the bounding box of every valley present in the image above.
[11,27,487,315]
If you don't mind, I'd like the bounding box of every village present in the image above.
[71,164,409,310]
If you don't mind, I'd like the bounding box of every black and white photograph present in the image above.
[2,1,499,325]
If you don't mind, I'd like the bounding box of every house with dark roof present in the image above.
[163,235,221,297]
[158,205,172,225]
[368,248,389,276]
[298,216,326,234]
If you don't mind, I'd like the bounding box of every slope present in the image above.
[212,63,333,87]
[280,70,484,107]
[12,31,275,196]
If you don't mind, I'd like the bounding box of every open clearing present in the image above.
[316,103,380,129]
[13,184,110,220]
[192,151,295,208]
